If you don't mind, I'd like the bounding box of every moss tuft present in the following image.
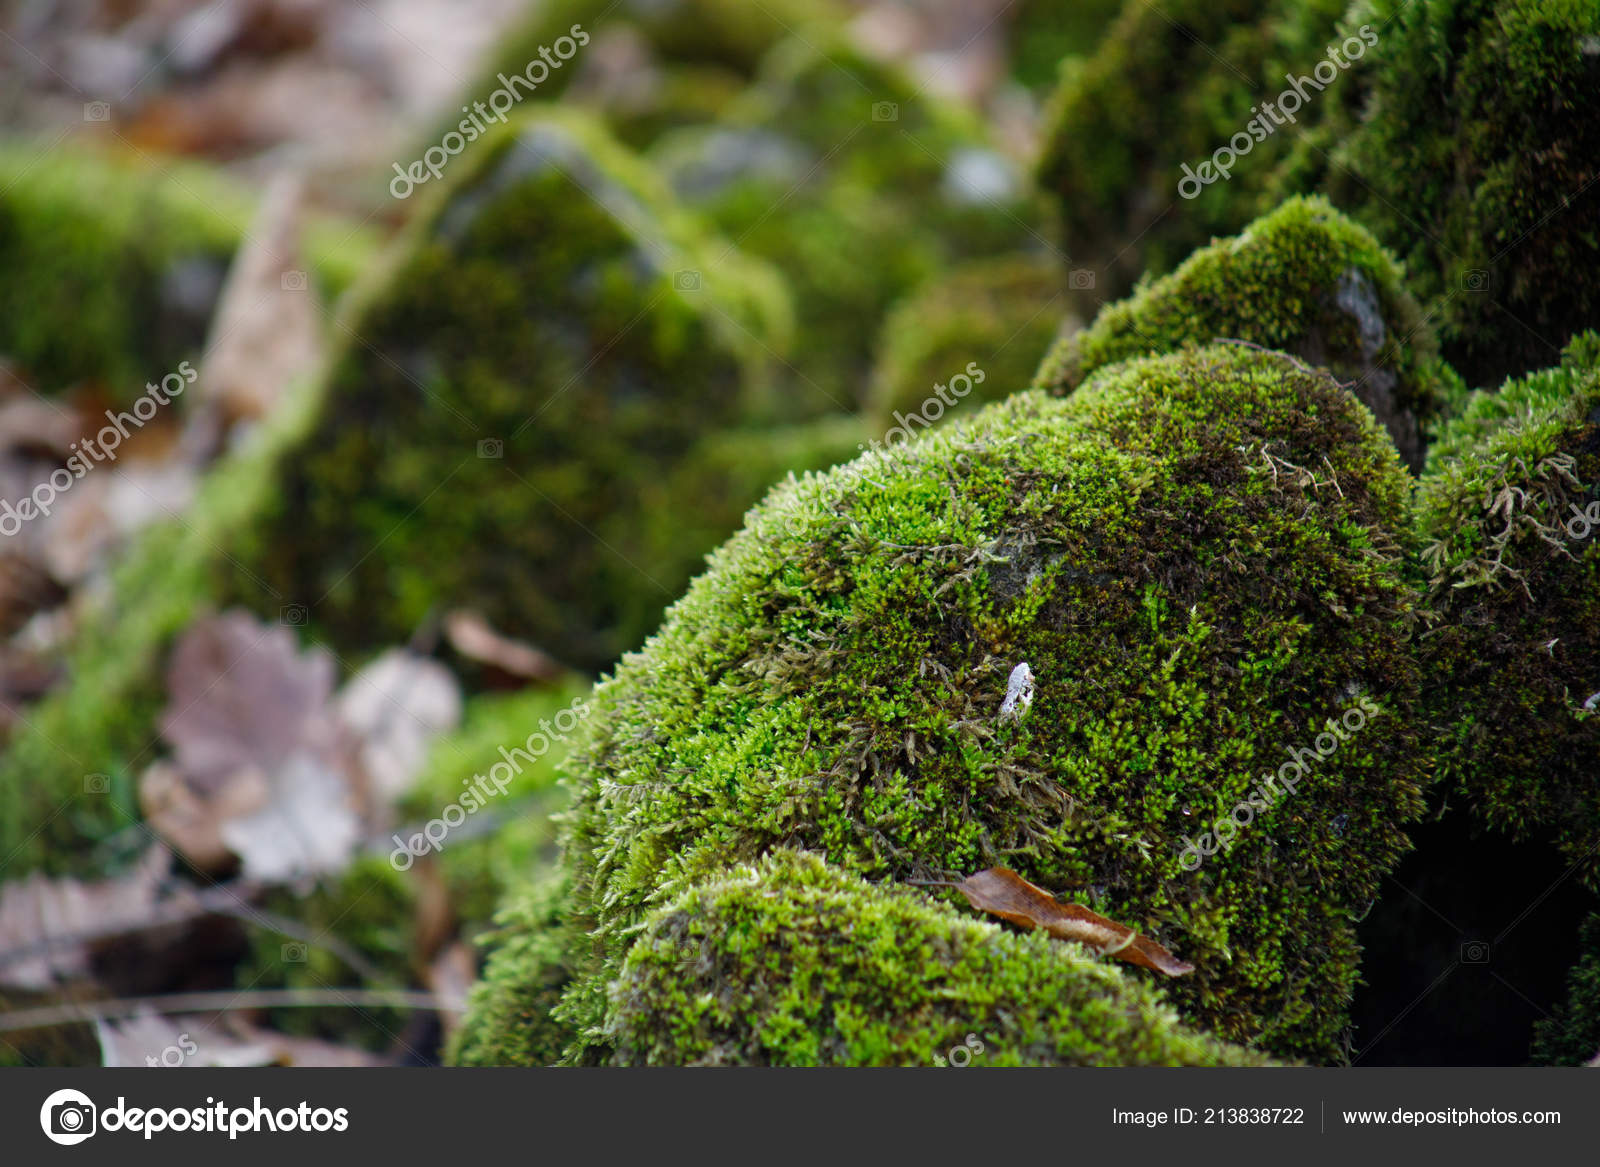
[1413,332,1600,883]
[606,851,1271,1066]
[510,343,1429,1064]
[1034,196,1461,468]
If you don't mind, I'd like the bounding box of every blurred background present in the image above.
[0,0,1107,1068]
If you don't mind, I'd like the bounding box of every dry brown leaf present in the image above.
[443,609,567,683]
[0,847,172,991]
[97,1008,387,1068]
[932,867,1194,977]
[197,171,323,423]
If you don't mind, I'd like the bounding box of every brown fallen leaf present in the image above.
[443,609,567,684]
[922,867,1194,977]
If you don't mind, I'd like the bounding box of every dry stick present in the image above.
[0,881,389,986]
[0,989,458,1034]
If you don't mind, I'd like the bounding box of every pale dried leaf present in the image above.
[336,648,461,802]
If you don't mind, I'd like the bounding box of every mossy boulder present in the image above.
[1414,332,1600,883]
[1034,197,1461,468]
[1533,912,1600,1065]
[603,851,1270,1066]
[228,109,806,672]
[868,255,1068,434]
[1037,0,1347,295]
[0,142,372,406]
[506,343,1428,1065]
[653,35,1043,411]
[1039,0,1600,388]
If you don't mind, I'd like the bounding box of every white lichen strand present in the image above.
[1000,662,1035,720]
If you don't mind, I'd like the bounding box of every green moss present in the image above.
[512,344,1428,1065]
[1413,332,1600,883]
[403,683,590,929]
[1035,197,1462,468]
[0,373,314,875]
[229,109,799,672]
[1532,913,1600,1065]
[1037,0,1347,295]
[1007,0,1125,96]
[1038,0,1600,388]
[868,256,1067,432]
[449,872,577,1067]
[605,851,1270,1065]
[653,35,1045,411]
[0,141,374,405]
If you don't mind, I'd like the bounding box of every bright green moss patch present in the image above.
[1034,197,1461,469]
[605,851,1271,1066]
[868,255,1067,431]
[0,141,374,405]
[229,109,799,672]
[533,344,1425,1064]
[1414,332,1600,883]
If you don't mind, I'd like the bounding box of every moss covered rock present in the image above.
[1037,0,1347,296]
[1039,0,1600,388]
[653,35,1043,411]
[229,109,803,672]
[868,255,1067,433]
[1035,197,1461,468]
[515,343,1427,1064]
[1414,332,1600,882]
[0,143,371,406]
[603,851,1270,1066]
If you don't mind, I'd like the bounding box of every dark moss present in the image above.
[1007,0,1125,96]
[1532,912,1600,1065]
[0,143,372,406]
[1036,0,1346,296]
[1038,0,1600,388]
[605,851,1271,1066]
[228,110,798,672]
[518,344,1426,1064]
[1414,332,1600,884]
[1034,196,1462,468]
[868,255,1068,432]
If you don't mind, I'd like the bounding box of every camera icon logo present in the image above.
[1069,269,1097,290]
[279,604,308,626]
[40,1088,97,1145]
[1461,940,1490,964]
[871,101,899,122]
[477,438,504,459]
[83,102,110,122]
[674,270,701,291]
[282,942,308,962]
[1462,269,1490,292]
[281,270,309,292]
[83,773,110,795]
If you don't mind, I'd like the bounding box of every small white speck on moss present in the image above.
[999,662,1034,721]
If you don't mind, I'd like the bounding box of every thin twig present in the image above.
[0,989,458,1034]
